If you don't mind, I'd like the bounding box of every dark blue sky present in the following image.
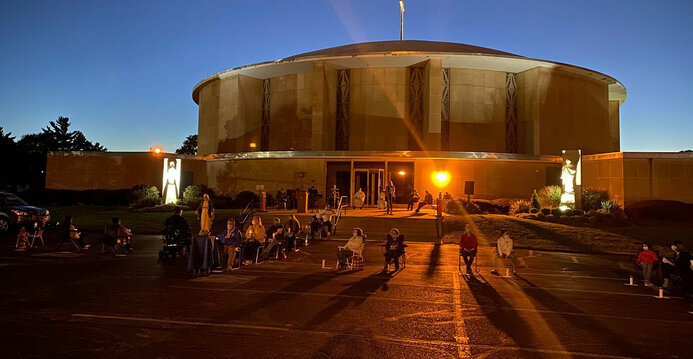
[1,0,691,152]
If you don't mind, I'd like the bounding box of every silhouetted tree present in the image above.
[0,127,18,190]
[176,134,198,155]
[40,116,106,152]
[10,117,106,190]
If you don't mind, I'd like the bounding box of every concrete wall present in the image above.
[582,153,693,207]
[47,152,693,207]
[195,61,620,156]
[206,158,327,197]
[516,67,616,156]
[413,158,558,200]
[448,68,506,152]
[45,152,208,193]
[349,67,408,150]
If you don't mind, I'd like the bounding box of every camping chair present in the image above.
[340,237,366,271]
[15,231,29,251]
[28,228,45,248]
[103,225,127,256]
[55,227,81,252]
[458,248,479,275]
[380,243,407,270]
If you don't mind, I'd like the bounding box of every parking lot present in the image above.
[1,234,692,358]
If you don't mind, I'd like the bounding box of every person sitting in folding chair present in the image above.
[383,228,405,271]
[111,217,134,252]
[284,214,301,251]
[264,217,285,259]
[337,228,365,269]
[243,216,265,264]
[459,224,478,275]
[491,230,516,275]
[218,218,243,271]
[27,214,46,247]
[62,216,89,250]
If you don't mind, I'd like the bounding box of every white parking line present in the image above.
[70,313,638,359]
[451,273,471,358]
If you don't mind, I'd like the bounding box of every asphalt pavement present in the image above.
[1,233,692,358]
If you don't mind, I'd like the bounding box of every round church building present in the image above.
[192,40,626,205]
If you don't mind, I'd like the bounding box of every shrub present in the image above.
[509,200,531,216]
[490,198,515,214]
[540,208,551,215]
[473,199,505,214]
[582,188,610,211]
[129,185,161,209]
[461,200,482,214]
[600,200,617,213]
[132,203,191,213]
[531,190,541,210]
[572,209,584,216]
[529,208,539,214]
[181,185,204,207]
[539,185,562,208]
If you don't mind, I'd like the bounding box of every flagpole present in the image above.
[399,0,404,41]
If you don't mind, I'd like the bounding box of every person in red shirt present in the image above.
[459,224,478,275]
[637,242,658,286]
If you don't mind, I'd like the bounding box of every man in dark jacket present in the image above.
[662,241,693,294]
[165,207,190,238]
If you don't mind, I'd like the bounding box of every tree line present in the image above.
[0,117,106,192]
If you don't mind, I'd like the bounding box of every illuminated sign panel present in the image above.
[162,158,182,204]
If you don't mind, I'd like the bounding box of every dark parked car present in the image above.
[0,191,50,233]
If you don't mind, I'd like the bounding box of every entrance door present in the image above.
[366,169,384,205]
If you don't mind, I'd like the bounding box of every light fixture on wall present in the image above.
[249,142,257,148]
[398,170,406,176]
[432,171,450,187]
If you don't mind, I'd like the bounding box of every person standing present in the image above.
[386,180,396,215]
[196,194,215,232]
[492,230,516,275]
[637,242,658,286]
[459,224,478,275]
[219,218,242,270]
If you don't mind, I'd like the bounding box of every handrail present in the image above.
[334,195,349,229]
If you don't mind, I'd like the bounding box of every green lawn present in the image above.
[441,214,691,255]
[46,206,241,235]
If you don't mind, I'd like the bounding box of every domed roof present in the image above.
[284,40,520,60]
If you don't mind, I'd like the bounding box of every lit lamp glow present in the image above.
[432,171,450,187]
[249,142,257,149]
[150,146,162,154]
[398,171,406,176]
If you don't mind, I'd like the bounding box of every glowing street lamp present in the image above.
[432,171,450,187]
[150,146,162,154]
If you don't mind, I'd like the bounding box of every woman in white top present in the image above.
[337,227,365,268]
[492,230,516,275]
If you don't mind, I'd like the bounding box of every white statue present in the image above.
[560,159,576,206]
[162,159,180,204]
